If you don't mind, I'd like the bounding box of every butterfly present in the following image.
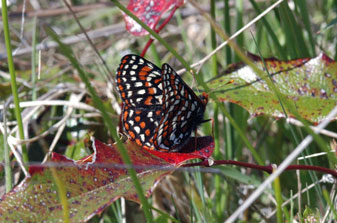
[116,54,208,152]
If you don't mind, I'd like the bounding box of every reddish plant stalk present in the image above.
[183,159,337,179]
[141,5,179,57]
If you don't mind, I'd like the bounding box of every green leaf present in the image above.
[208,53,337,124]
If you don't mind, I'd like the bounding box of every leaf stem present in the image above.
[183,160,337,178]
[113,0,189,69]
[141,5,179,57]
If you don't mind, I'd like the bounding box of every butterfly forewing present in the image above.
[116,54,163,107]
[116,55,163,148]
[153,64,208,152]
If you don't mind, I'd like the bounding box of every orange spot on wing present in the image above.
[123,111,128,121]
[124,123,129,130]
[139,66,152,79]
[128,131,135,139]
[142,66,151,72]
[140,75,146,80]
[148,87,154,95]
[184,90,188,98]
[140,121,146,129]
[135,116,141,122]
[135,139,142,146]
[145,129,151,136]
[144,96,153,105]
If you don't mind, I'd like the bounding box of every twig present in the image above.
[0,24,124,59]
[287,118,337,138]
[42,93,85,163]
[0,71,32,87]
[0,100,99,113]
[3,3,114,19]
[12,0,27,56]
[5,137,30,177]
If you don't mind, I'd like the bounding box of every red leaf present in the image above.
[0,136,213,222]
[146,136,214,165]
[124,0,184,36]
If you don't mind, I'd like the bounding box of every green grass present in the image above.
[1,0,337,222]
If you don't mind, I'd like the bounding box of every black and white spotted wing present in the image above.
[116,54,163,107]
[152,63,208,152]
[116,55,163,149]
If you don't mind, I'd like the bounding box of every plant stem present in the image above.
[141,5,179,57]
[273,171,283,223]
[32,16,38,101]
[224,0,232,64]
[51,168,69,223]
[184,160,337,179]
[210,0,224,220]
[3,104,12,192]
[2,0,29,166]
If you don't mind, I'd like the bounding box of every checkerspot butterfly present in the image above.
[116,54,208,152]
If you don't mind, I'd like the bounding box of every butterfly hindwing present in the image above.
[153,63,208,152]
[121,104,162,148]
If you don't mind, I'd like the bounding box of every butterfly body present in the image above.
[116,55,208,152]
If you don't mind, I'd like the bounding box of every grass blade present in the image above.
[1,0,29,166]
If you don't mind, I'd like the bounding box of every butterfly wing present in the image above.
[116,54,163,106]
[121,104,162,148]
[153,63,208,152]
[116,55,163,148]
